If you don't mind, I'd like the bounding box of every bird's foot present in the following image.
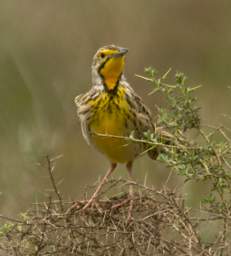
[111,193,134,222]
[126,196,134,222]
[65,197,96,214]
[111,197,131,209]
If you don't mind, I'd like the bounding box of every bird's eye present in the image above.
[100,53,105,58]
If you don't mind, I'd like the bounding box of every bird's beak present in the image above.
[110,48,128,58]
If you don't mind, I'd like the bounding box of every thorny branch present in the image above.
[46,155,64,212]
[0,179,219,256]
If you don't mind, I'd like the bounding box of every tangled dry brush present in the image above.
[0,178,220,256]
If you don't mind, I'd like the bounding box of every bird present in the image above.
[74,45,158,210]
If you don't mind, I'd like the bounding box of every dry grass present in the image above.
[0,177,222,256]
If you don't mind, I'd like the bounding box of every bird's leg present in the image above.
[111,161,134,212]
[127,161,134,197]
[126,161,134,221]
[81,162,117,210]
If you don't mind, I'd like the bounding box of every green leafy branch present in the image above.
[136,67,231,201]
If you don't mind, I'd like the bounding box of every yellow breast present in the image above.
[89,88,139,163]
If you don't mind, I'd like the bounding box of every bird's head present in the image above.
[92,45,128,92]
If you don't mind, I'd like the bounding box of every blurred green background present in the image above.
[0,0,231,216]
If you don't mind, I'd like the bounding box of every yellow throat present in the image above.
[99,49,126,91]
